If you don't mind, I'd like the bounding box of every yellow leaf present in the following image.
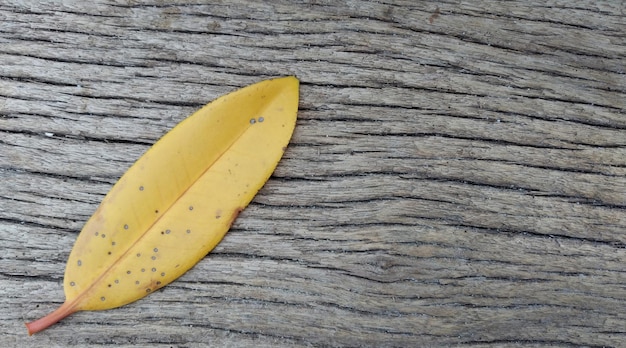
[26,76,299,335]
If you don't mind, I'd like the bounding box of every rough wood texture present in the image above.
[1,1,624,347]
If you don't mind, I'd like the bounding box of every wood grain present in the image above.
[1,1,625,347]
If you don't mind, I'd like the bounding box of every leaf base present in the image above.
[25,301,77,335]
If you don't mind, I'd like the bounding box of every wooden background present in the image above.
[1,1,625,347]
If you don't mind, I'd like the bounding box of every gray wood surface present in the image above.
[1,1,625,347]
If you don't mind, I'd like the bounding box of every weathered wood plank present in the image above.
[1,0,625,346]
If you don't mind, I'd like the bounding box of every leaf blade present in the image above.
[26,76,299,334]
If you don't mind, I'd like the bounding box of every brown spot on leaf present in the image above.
[228,207,244,228]
[145,278,163,293]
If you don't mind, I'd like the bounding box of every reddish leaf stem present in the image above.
[25,301,77,335]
